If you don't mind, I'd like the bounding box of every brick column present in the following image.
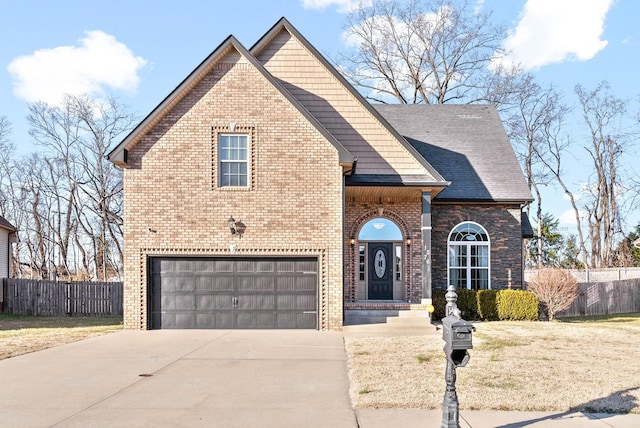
[422,191,432,302]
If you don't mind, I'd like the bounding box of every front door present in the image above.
[368,243,393,300]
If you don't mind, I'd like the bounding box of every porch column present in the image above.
[421,191,432,303]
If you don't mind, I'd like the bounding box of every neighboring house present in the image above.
[0,216,16,279]
[108,18,532,330]
[0,215,17,309]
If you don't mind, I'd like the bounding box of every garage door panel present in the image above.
[196,313,215,328]
[236,260,254,272]
[238,294,274,310]
[215,260,234,272]
[175,294,195,311]
[276,312,316,329]
[276,260,295,272]
[213,294,234,309]
[277,294,316,310]
[175,313,195,328]
[215,311,235,328]
[175,275,196,291]
[296,259,317,273]
[195,294,214,310]
[161,295,176,311]
[150,257,317,329]
[212,276,234,292]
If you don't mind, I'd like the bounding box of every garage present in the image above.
[149,257,318,329]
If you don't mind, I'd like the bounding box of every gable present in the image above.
[251,20,445,184]
[108,35,353,169]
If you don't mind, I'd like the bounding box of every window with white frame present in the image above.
[219,134,249,187]
[448,222,490,290]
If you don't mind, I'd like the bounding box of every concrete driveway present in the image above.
[0,330,357,428]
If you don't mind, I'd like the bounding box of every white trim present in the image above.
[447,221,491,290]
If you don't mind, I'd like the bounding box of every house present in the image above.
[0,215,17,309]
[108,18,532,330]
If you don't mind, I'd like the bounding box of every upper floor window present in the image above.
[219,134,249,187]
[448,222,490,290]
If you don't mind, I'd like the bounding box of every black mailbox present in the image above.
[442,315,475,367]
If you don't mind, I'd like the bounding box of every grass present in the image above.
[344,313,640,414]
[0,314,123,360]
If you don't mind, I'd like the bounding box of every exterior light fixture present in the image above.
[228,216,237,235]
[406,237,412,247]
[350,238,355,247]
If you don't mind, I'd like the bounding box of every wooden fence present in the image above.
[1,278,123,317]
[557,278,640,318]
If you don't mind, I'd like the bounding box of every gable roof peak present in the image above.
[107,24,354,167]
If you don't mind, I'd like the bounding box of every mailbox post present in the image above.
[441,285,475,428]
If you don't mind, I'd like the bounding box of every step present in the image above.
[344,309,431,326]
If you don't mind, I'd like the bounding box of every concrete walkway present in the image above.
[0,327,638,427]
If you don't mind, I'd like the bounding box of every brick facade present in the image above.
[431,203,525,290]
[344,196,423,303]
[122,53,345,330]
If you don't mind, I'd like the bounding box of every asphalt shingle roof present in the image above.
[375,104,533,203]
[0,215,16,231]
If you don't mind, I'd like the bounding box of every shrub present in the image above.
[497,290,539,320]
[477,289,499,321]
[455,289,479,320]
[432,290,447,320]
[526,268,578,320]
[431,288,479,320]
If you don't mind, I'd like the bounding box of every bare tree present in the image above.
[575,82,629,268]
[340,0,520,105]
[24,94,134,280]
[527,268,578,321]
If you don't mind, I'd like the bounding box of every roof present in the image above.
[251,18,447,186]
[0,215,16,232]
[375,104,533,203]
[107,32,354,167]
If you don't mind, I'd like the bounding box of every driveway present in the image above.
[0,330,357,428]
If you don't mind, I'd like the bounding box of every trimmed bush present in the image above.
[456,289,479,320]
[497,290,539,321]
[432,290,447,320]
[431,288,479,320]
[477,289,499,321]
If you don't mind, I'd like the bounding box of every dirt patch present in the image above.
[0,314,123,360]
[345,314,640,413]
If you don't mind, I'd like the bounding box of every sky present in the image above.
[1,0,638,234]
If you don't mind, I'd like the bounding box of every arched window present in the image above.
[448,222,490,290]
[358,218,402,241]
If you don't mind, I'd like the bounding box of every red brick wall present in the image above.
[431,204,524,290]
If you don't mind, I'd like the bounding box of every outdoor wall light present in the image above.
[350,237,355,247]
[406,237,412,247]
[228,216,237,235]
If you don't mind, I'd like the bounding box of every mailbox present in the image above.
[442,315,475,367]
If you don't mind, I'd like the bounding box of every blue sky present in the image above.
[2,0,638,233]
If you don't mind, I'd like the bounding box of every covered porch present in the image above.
[343,184,443,324]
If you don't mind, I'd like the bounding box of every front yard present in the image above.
[2,312,639,414]
[345,314,640,413]
[0,314,123,360]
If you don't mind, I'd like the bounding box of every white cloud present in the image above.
[500,0,613,70]
[8,30,147,105]
[302,0,367,13]
[559,209,581,225]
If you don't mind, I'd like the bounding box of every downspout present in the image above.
[341,158,357,326]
